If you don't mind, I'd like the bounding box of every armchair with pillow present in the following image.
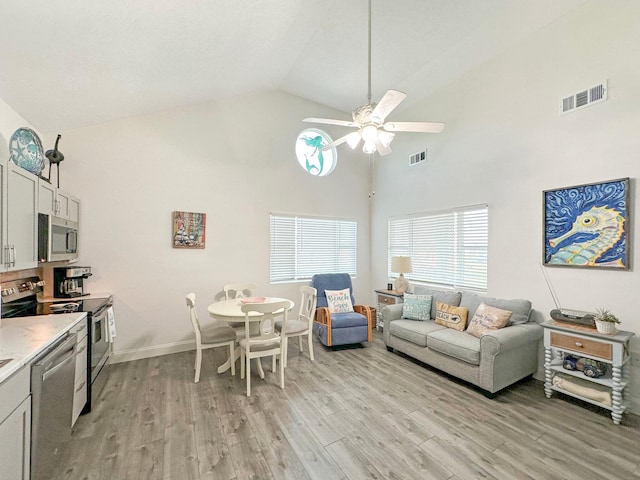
[311,273,373,347]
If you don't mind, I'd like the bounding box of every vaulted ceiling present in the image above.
[0,0,587,133]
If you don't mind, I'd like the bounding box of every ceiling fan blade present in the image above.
[374,137,392,156]
[370,90,407,123]
[321,133,352,151]
[303,117,358,128]
[383,121,445,133]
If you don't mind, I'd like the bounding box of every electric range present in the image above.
[2,276,113,414]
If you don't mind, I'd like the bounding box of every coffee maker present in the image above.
[53,266,92,298]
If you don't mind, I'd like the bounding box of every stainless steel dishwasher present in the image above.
[30,333,77,480]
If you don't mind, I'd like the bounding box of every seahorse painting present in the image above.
[544,179,629,268]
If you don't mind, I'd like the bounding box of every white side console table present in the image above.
[542,320,634,425]
[374,289,403,330]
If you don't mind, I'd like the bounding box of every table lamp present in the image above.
[391,256,412,294]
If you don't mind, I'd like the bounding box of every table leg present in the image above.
[217,349,240,374]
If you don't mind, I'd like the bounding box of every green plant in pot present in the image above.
[594,308,620,335]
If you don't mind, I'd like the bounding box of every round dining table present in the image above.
[207,297,295,374]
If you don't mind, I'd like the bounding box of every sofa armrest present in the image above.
[381,304,404,345]
[354,305,374,341]
[480,323,543,356]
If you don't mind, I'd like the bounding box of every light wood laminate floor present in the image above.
[61,332,640,480]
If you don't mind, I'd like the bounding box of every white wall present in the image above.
[370,1,640,412]
[54,91,372,361]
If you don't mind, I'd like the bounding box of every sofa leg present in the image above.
[386,346,394,353]
[482,390,496,399]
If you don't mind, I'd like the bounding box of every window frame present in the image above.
[270,213,357,284]
[388,204,488,292]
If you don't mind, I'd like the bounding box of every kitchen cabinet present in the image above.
[0,366,31,480]
[2,162,38,271]
[38,179,79,222]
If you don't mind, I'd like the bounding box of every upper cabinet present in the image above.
[38,180,79,223]
[2,162,38,271]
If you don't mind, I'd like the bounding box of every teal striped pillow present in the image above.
[402,293,433,321]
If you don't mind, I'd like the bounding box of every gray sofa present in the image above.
[382,287,543,396]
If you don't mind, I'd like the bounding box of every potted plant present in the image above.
[594,308,620,335]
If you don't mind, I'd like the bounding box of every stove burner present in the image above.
[49,302,80,314]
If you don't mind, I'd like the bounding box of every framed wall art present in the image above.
[172,211,206,249]
[543,178,629,269]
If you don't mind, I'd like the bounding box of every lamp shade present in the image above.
[391,256,412,274]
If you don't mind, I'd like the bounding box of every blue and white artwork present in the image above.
[543,178,629,269]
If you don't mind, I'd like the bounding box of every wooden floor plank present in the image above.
[57,331,640,480]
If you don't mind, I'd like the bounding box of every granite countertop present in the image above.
[0,313,87,384]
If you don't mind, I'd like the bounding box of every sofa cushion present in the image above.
[459,292,531,325]
[326,288,354,313]
[427,328,481,365]
[389,319,445,347]
[434,301,469,331]
[466,303,512,338]
[331,311,368,329]
[413,287,462,320]
[402,293,432,321]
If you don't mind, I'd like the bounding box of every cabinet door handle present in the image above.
[10,245,16,267]
[575,342,583,347]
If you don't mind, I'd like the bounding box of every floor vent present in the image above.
[410,149,427,166]
[560,80,607,115]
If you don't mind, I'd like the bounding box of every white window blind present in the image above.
[388,205,488,291]
[270,214,357,283]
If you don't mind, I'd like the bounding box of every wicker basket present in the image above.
[595,319,617,335]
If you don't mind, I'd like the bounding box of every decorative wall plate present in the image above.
[295,128,337,176]
[9,127,45,176]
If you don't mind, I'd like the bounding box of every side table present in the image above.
[542,320,634,425]
[374,289,404,330]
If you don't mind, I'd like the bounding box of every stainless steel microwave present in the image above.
[38,214,79,262]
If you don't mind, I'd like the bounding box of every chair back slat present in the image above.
[224,283,257,300]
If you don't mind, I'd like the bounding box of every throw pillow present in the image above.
[325,288,354,313]
[402,293,433,321]
[434,302,469,331]
[466,303,513,338]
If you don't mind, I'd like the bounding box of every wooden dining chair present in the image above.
[186,293,237,383]
[239,300,289,396]
[276,286,317,367]
[223,283,257,300]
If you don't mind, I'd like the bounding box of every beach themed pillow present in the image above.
[402,293,433,321]
[325,288,354,313]
[434,302,469,331]
[466,303,512,338]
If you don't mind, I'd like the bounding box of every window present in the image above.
[388,204,488,291]
[270,214,357,283]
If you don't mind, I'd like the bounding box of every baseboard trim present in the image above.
[111,340,194,364]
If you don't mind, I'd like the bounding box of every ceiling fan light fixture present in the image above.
[361,124,378,143]
[378,131,395,148]
[346,131,361,149]
[362,140,376,155]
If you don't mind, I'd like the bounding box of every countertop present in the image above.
[37,291,113,303]
[0,313,87,384]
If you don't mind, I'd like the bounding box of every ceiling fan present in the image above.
[303,0,445,156]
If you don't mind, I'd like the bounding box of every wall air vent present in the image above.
[410,149,427,166]
[560,80,607,115]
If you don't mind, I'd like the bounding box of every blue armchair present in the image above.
[311,273,373,347]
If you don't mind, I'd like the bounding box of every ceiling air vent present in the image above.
[410,149,427,166]
[560,80,607,115]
